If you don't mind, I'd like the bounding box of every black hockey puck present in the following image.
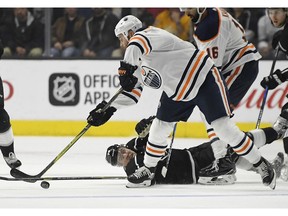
[40,181,50,189]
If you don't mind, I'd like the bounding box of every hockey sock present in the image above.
[0,142,15,157]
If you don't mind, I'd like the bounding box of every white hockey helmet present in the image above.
[114,15,143,40]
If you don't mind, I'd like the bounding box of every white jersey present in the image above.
[113,26,215,109]
[194,8,262,75]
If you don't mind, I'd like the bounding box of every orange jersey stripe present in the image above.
[236,44,255,60]
[131,89,141,97]
[234,138,251,154]
[212,67,231,116]
[146,146,166,155]
[130,36,150,55]
[226,65,241,86]
[176,51,206,101]
[208,133,217,139]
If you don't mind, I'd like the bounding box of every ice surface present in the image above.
[0,136,287,214]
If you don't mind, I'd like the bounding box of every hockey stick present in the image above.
[0,175,126,182]
[256,48,280,129]
[10,87,124,182]
[161,123,177,177]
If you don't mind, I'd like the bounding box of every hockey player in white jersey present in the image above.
[180,8,270,161]
[87,15,278,189]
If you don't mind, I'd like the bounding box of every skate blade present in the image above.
[280,165,288,181]
[268,170,277,190]
[126,180,153,188]
[198,174,236,185]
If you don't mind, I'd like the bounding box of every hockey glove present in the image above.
[87,101,117,127]
[135,116,155,138]
[260,69,288,90]
[118,61,138,92]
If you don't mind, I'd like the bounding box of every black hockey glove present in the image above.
[118,61,138,92]
[87,101,117,127]
[135,116,155,138]
[260,68,288,90]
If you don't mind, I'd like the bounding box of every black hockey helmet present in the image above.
[106,144,121,166]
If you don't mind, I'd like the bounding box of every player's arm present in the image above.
[118,41,144,92]
[194,13,226,68]
[260,68,288,90]
[87,45,144,127]
[272,26,288,55]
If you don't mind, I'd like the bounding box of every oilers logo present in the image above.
[141,66,162,89]
[49,73,80,106]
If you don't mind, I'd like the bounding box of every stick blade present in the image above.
[10,168,37,183]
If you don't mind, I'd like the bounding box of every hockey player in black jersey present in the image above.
[261,8,288,90]
[106,116,236,186]
[0,39,22,168]
[260,8,288,180]
[267,8,288,56]
[105,116,285,187]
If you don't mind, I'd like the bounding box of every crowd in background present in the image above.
[0,7,285,60]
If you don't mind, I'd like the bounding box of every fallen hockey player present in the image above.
[104,116,286,187]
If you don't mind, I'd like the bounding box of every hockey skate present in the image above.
[253,157,276,190]
[273,103,288,138]
[3,152,22,169]
[198,154,237,185]
[126,166,155,188]
[271,152,285,179]
[198,174,237,185]
[280,156,288,181]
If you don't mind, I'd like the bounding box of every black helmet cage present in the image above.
[106,144,125,166]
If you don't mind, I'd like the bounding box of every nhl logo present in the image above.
[49,73,80,106]
[53,76,76,103]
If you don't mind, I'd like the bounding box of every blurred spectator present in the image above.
[52,8,64,25]
[230,8,256,42]
[257,13,282,59]
[77,8,93,20]
[146,8,166,18]
[50,8,85,58]
[136,8,154,28]
[31,8,45,24]
[0,9,13,57]
[82,8,119,58]
[3,8,44,58]
[153,8,191,41]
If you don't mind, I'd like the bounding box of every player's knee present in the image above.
[0,108,11,133]
[211,116,243,145]
[148,118,175,145]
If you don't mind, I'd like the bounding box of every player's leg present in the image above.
[127,92,195,187]
[224,60,259,110]
[0,77,21,168]
[190,142,236,185]
[199,68,276,189]
[201,61,259,159]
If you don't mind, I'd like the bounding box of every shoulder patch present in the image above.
[195,8,220,42]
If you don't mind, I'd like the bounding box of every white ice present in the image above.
[0,136,288,214]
